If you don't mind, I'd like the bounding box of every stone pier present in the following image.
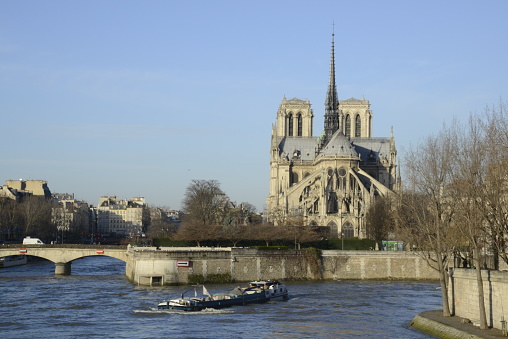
[55,262,71,275]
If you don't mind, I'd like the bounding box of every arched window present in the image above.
[326,192,338,214]
[338,167,347,190]
[297,113,302,136]
[345,114,351,138]
[355,114,361,137]
[342,222,354,238]
[313,198,319,213]
[327,221,338,238]
[291,172,299,186]
[287,114,293,136]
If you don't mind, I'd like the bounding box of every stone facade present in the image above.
[97,196,149,237]
[450,268,508,330]
[266,35,399,238]
[1,179,52,199]
[52,197,93,234]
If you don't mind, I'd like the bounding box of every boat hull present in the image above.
[158,280,289,311]
[158,293,272,311]
[0,255,27,268]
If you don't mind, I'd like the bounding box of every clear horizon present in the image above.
[2,1,507,211]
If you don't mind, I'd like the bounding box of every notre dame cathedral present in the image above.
[266,34,399,239]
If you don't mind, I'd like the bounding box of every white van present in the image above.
[23,237,44,245]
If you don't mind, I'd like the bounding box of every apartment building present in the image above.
[97,196,148,237]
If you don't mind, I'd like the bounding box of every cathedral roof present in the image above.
[320,130,358,157]
[342,97,362,102]
[339,97,369,105]
[277,137,318,161]
[351,137,392,162]
[277,135,394,163]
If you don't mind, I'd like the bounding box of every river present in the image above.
[0,256,441,338]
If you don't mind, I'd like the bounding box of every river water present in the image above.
[0,256,441,338]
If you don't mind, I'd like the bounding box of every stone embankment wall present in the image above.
[450,268,508,329]
[126,247,438,286]
[321,250,437,280]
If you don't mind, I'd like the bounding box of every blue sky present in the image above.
[1,1,507,212]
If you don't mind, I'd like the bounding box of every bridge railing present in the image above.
[0,244,128,250]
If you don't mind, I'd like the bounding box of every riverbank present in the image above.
[127,247,439,285]
[410,310,506,338]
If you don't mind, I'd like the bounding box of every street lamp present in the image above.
[342,232,344,250]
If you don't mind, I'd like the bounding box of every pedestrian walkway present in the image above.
[410,310,506,338]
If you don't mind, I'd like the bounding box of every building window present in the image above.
[313,199,319,213]
[291,172,299,186]
[327,221,338,238]
[338,167,347,190]
[297,113,302,136]
[326,192,338,214]
[345,114,351,138]
[355,114,361,137]
[342,222,354,238]
[287,114,293,136]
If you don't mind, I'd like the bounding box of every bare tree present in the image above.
[395,122,459,317]
[177,180,231,246]
[174,221,220,247]
[220,222,246,247]
[19,196,54,240]
[476,102,508,268]
[247,223,285,246]
[451,113,490,329]
[365,196,394,249]
[182,180,229,226]
[282,215,321,250]
[145,206,178,239]
[0,198,22,241]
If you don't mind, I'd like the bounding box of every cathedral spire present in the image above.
[323,28,339,145]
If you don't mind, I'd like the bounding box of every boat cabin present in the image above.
[249,280,280,289]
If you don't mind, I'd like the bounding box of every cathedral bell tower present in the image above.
[275,97,313,138]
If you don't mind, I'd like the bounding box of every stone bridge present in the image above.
[0,244,128,275]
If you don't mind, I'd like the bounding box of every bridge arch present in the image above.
[0,245,128,275]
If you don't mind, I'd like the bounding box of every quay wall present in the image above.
[450,268,508,330]
[126,247,439,286]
